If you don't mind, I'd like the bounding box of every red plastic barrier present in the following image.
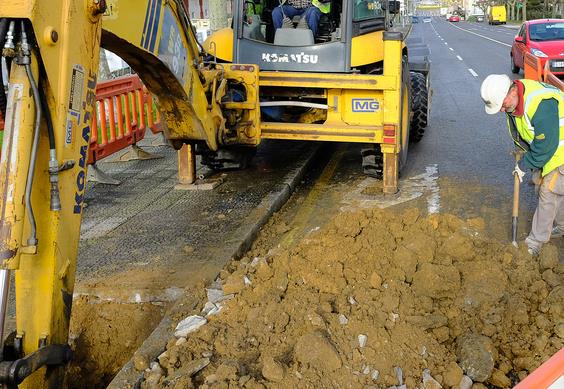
[0,75,162,163]
[524,52,564,91]
[544,62,564,91]
[88,74,161,164]
[523,52,543,82]
[514,348,564,389]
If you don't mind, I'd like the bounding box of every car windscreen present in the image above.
[354,0,385,21]
[529,22,564,41]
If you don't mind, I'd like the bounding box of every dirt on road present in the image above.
[135,208,563,388]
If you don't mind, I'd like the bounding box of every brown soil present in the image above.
[141,208,563,389]
[67,295,165,388]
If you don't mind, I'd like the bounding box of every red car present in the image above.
[449,15,460,22]
[511,19,564,76]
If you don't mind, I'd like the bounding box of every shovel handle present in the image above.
[511,150,522,242]
[512,171,520,218]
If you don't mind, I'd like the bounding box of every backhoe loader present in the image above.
[0,0,428,387]
[204,0,431,190]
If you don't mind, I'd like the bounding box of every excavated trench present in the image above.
[107,208,562,389]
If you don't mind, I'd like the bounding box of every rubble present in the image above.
[148,209,563,388]
[174,315,207,338]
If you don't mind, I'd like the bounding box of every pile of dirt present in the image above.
[140,209,563,388]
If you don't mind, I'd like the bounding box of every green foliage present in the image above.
[526,9,555,19]
[467,15,478,21]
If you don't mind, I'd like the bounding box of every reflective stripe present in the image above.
[524,113,535,142]
[559,139,564,146]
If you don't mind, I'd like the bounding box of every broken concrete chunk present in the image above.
[422,369,443,389]
[371,369,380,381]
[174,315,207,338]
[338,314,349,325]
[175,337,187,346]
[395,366,405,387]
[157,351,169,367]
[250,257,261,267]
[143,362,164,389]
[349,296,357,305]
[456,334,496,382]
[206,288,225,304]
[202,301,223,317]
[458,375,473,389]
[358,334,368,348]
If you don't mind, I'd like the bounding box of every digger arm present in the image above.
[0,0,259,387]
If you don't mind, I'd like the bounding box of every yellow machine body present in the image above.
[0,0,418,386]
[0,0,261,386]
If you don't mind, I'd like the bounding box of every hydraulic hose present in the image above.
[21,21,41,246]
[39,86,61,211]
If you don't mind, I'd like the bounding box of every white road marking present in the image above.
[457,55,463,60]
[444,42,448,45]
[446,22,512,47]
[469,68,478,77]
[449,47,454,51]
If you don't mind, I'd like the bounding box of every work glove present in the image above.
[513,163,525,183]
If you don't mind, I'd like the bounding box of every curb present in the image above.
[107,144,321,388]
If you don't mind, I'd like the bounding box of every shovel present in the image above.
[511,150,523,247]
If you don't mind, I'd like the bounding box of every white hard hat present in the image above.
[480,74,512,115]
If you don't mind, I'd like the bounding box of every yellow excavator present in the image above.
[0,0,428,387]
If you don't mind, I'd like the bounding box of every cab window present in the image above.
[354,0,384,21]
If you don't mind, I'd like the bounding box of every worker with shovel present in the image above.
[481,74,564,255]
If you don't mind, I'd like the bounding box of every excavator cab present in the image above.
[233,0,396,73]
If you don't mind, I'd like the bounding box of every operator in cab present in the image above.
[272,0,331,37]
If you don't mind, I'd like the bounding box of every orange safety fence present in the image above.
[89,74,162,164]
[0,75,162,164]
[523,52,564,91]
[523,52,543,82]
[514,348,564,389]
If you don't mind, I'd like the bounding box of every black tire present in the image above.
[399,59,411,171]
[409,71,429,143]
[511,55,520,74]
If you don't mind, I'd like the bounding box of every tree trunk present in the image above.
[98,49,112,81]
[523,0,527,21]
[209,0,229,32]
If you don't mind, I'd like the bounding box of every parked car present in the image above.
[449,15,460,22]
[511,19,564,76]
[423,16,432,23]
[412,15,419,23]
[476,15,484,22]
